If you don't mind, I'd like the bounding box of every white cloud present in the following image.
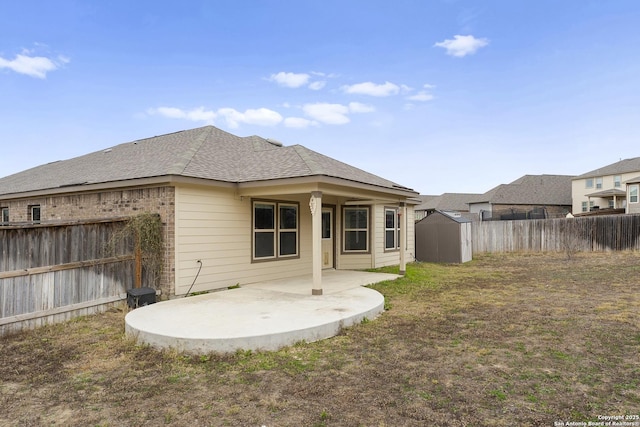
[268,71,310,88]
[148,106,282,128]
[434,35,489,57]
[241,108,283,126]
[308,80,326,91]
[284,117,317,128]
[348,102,375,113]
[303,103,351,125]
[407,91,434,102]
[341,81,400,97]
[301,101,375,125]
[0,52,69,79]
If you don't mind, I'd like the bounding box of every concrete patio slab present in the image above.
[124,270,400,354]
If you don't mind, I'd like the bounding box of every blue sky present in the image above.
[1,1,639,195]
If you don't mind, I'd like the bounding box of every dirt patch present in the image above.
[1,252,639,426]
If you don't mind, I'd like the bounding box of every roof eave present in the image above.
[237,175,418,198]
[0,175,236,200]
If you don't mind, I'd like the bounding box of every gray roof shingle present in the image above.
[415,193,482,211]
[0,126,415,196]
[574,157,640,179]
[472,174,574,206]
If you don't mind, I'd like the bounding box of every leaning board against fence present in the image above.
[472,214,640,253]
[0,219,135,336]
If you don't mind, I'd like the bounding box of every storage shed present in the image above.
[415,210,472,263]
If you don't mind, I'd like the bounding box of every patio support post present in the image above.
[310,191,323,295]
[399,202,406,275]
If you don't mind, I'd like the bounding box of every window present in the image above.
[609,200,614,209]
[1,207,8,224]
[29,205,41,224]
[585,178,593,189]
[343,207,369,252]
[385,208,400,250]
[253,201,298,260]
[581,201,588,212]
[278,204,298,256]
[614,175,622,188]
[630,185,639,204]
[595,177,603,189]
[321,210,331,239]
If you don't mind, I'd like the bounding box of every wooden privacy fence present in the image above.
[0,219,137,336]
[472,214,640,253]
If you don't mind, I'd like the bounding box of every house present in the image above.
[468,174,574,221]
[626,176,640,214]
[0,126,419,298]
[414,193,481,221]
[415,210,472,263]
[571,157,640,214]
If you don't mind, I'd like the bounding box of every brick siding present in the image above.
[0,186,176,297]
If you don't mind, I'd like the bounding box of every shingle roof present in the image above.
[415,193,482,211]
[0,126,415,196]
[472,174,574,206]
[574,157,640,179]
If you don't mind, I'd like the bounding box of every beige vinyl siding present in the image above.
[373,204,416,268]
[174,184,311,295]
[339,253,373,270]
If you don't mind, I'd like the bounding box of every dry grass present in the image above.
[1,252,639,426]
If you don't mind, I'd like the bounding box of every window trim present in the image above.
[581,201,588,212]
[252,200,299,262]
[630,184,639,204]
[585,178,594,189]
[1,207,8,225]
[384,207,400,252]
[614,175,622,188]
[342,206,370,254]
[595,177,603,189]
[29,205,41,224]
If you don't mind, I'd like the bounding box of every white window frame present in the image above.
[585,178,594,189]
[581,201,588,212]
[595,177,603,189]
[630,185,639,204]
[1,207,8,224]
[384,207,400,251]
[252,200,299,262]
[614,175,622,188]
[343,206,369,253]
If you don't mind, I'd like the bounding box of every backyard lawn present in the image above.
[1,252,639,426]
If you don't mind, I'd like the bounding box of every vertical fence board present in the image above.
[472,214,640,253]
[0,219,142,336]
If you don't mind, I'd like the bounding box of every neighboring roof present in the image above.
[471,174,574,206]
[574,157,640,180]
[415,193,482,212]
[585,188,626,198]
[437,210,472,224]
[0,126,416,197]
[416,209,472,224]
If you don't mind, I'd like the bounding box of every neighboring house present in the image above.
[469,175,574,221]
[624,175,640,214]
[571,157,640,214]
[414,193,481,221]
[0,126,418,297]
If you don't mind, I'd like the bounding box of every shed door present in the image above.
[321,207,334,268]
